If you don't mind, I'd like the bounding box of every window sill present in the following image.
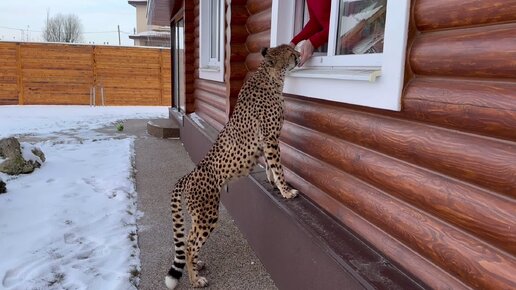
[288,67,382,82]
[200,66,221,72]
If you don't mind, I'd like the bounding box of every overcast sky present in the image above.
[0,0,136,46]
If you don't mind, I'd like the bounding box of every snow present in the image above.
[20,143,43,164]
[0,105,167,138]
[189,113,205,129]
[0,105,168,289]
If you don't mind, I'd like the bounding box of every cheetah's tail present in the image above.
[165,185,186,289]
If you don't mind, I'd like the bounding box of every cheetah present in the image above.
[165,44,301,289]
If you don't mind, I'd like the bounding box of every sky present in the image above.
[0,0,137,46]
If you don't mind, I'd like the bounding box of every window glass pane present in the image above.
[336,0,386,55]
[174,19,185,112]
[210,0,220,60]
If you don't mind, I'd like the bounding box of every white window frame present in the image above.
[199,0,225,82]
[271,0,410,111]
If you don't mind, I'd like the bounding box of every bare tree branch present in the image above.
[42,13,83,43]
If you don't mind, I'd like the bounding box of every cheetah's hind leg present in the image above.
[185,196,219,288]
[265,162,275,185]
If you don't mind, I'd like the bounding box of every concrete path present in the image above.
[123,120,277,290]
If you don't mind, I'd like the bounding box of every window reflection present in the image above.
[336,0,386,55]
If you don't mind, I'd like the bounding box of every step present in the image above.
[146,119,180,139]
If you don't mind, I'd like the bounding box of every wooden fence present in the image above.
[0,42,171,106]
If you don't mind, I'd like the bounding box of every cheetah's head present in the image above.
[260,45,300,71]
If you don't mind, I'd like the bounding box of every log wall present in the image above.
[244,0,516,289]
[183,0,516,288]
[0,42,171,106]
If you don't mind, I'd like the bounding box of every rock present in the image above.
[0,178,5,194]
[31,147,46,162]
[0,137,45,175]
[0,137,22,159]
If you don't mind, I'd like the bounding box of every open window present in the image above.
[199,0,225,82]
[271,0,410,111]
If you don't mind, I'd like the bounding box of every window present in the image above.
[173,18,185,112]
[199,0,225,82]
[271,0,410,111]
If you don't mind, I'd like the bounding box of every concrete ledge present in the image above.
[176,111,426,290]
[146,118,180,138]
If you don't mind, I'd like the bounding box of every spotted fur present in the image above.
[165,44,300,288]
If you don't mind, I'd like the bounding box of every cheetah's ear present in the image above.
[260,47,268,57]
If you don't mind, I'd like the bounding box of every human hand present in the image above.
[298,40,314,67]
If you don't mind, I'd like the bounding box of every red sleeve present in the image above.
[308,21,329,49]
[291,18,321,46]
[290,0,331,49]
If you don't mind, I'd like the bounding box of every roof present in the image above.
[128,0,147,7]
[129,30,170,39]
[147,0,172,26]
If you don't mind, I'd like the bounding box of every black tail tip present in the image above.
[165,267,182,289]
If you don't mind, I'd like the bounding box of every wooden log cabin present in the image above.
[147,0,516,288]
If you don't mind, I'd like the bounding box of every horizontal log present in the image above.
[410,23,516,79]
[246,0,272,15]
[230,4,249,26]
[245,52,263,72]
[195,79,227,96]
[194,89,226,111]
[280,143,516,290]
[230,25,249,43]
[195,98,227,126]
[245,30,271,53]
[195,110,224,131]
[282,121,516,254]
[415,0,516,31]
[283,168,470,290]
[285,97,516,197]
[404,77,516,141]
[246,8,271,34]
[228,43,248,62]
[227,62,248,79]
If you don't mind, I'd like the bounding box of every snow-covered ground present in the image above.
[0,105,167,138]
[0,106,168,289]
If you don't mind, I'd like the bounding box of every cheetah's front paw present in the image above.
[281,187,299,199]
[192,276,209,288]
[265,165,275,185]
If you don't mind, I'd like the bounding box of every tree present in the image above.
[43,13,83,43]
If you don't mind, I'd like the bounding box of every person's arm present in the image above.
[307,0,331,49]
[291,18,321,46]
[308,23,329,49]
